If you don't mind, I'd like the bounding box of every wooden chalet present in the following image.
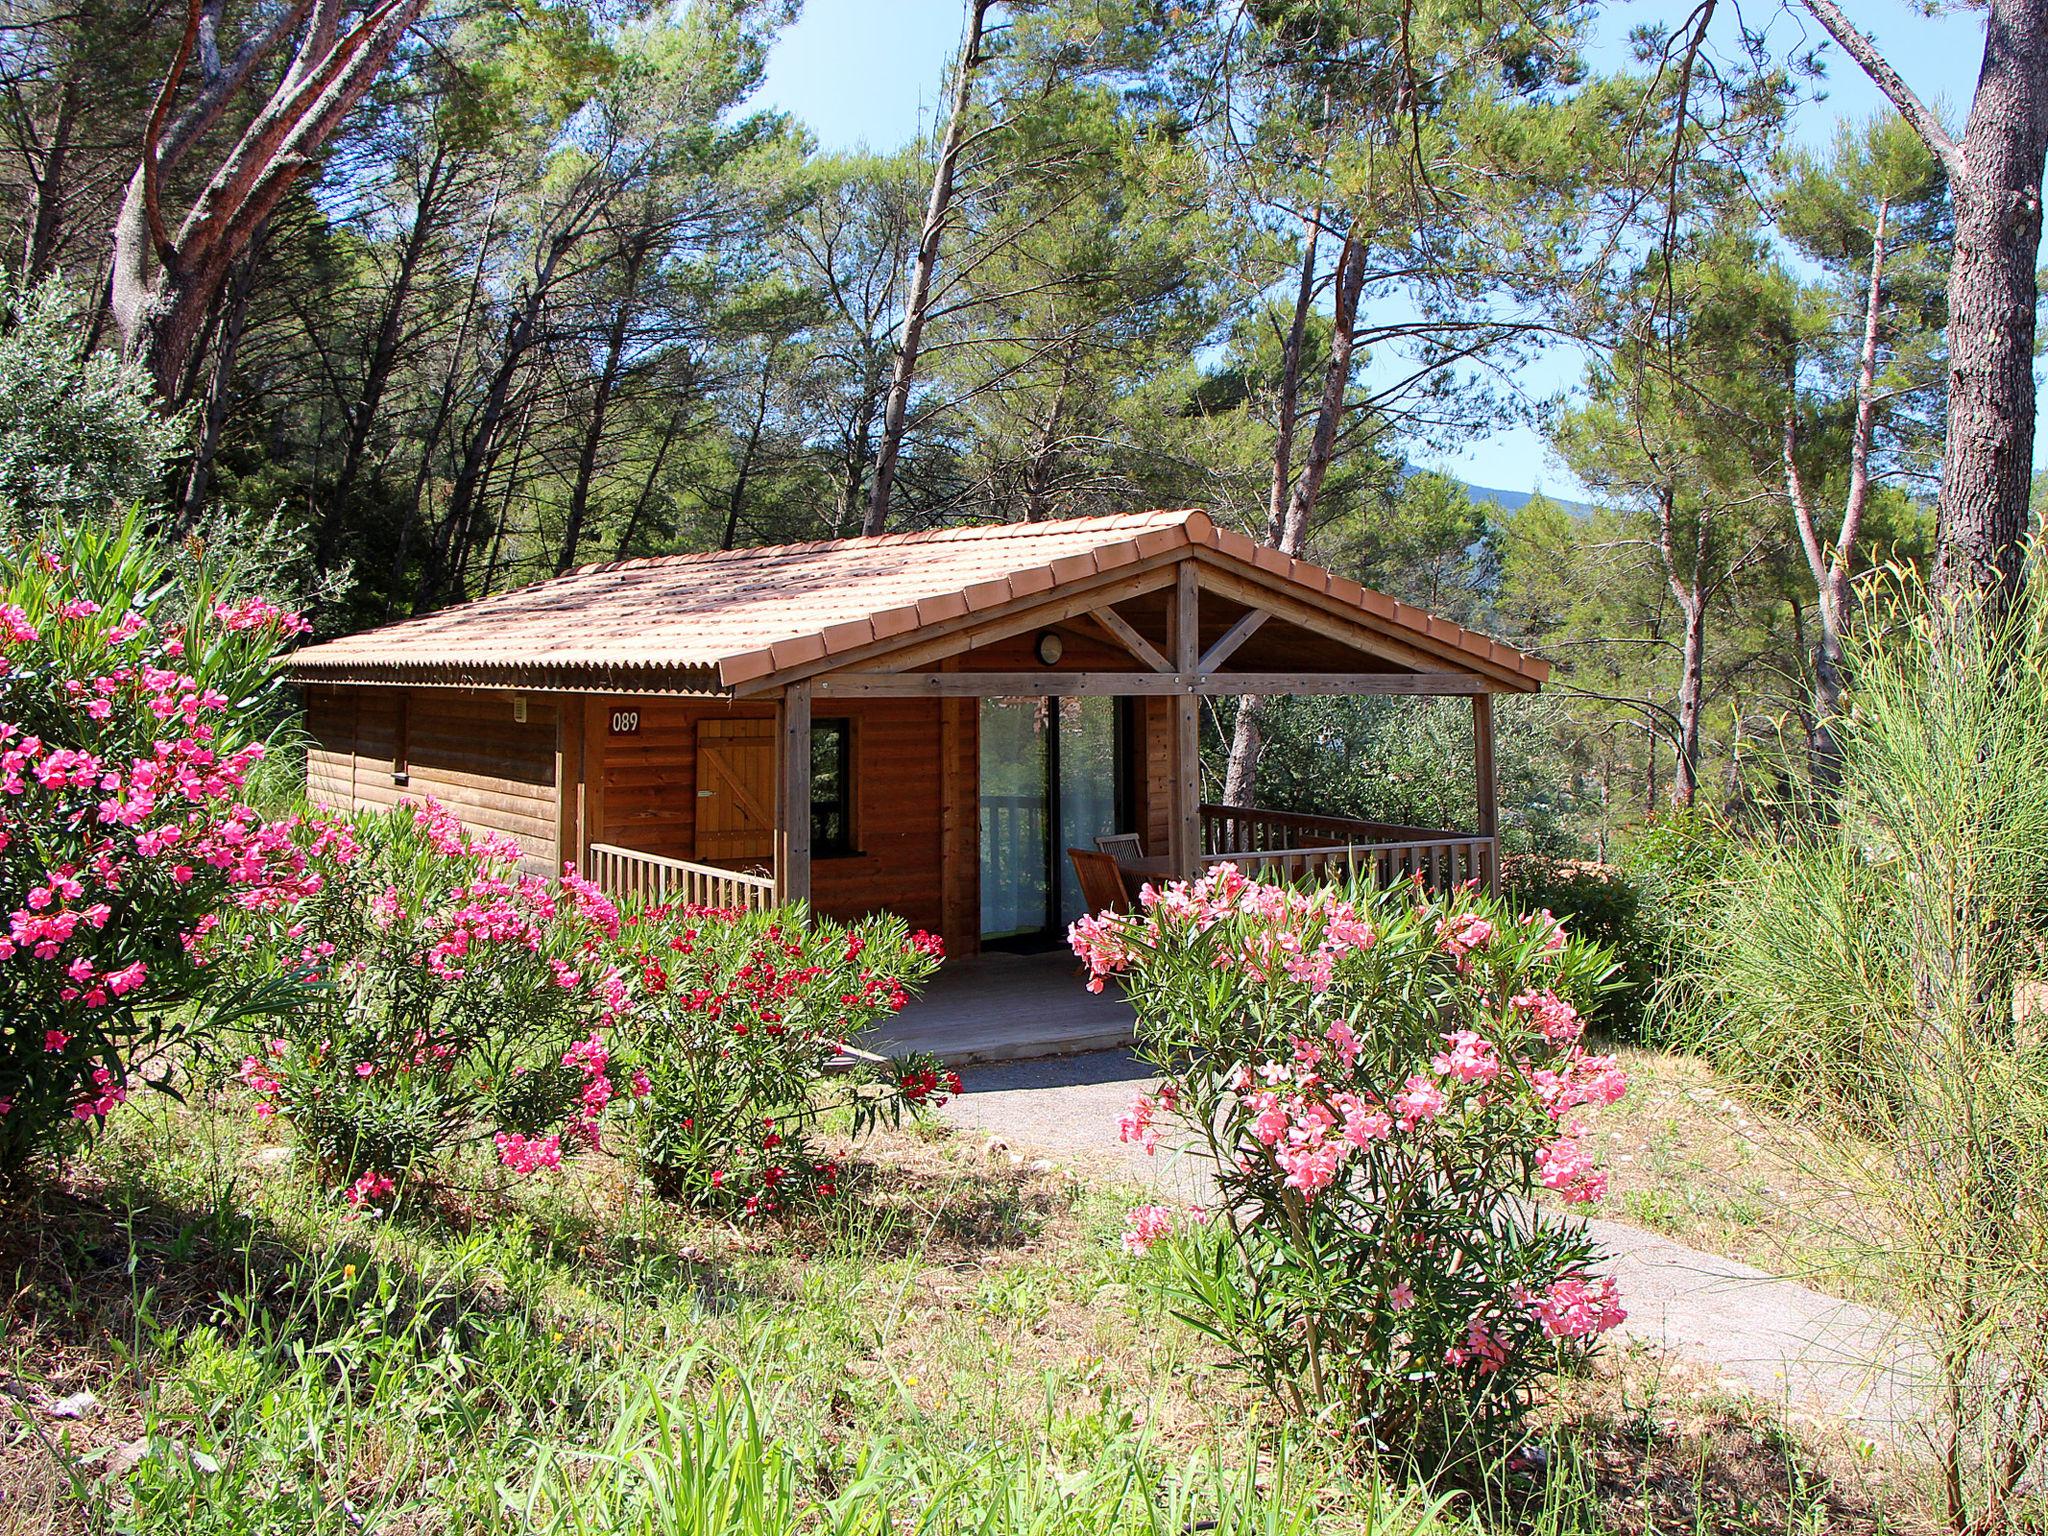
[289,509,1546,960]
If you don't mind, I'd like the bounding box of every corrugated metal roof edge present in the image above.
[286,507,1549,691]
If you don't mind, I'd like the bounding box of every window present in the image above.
[811,718,855,856]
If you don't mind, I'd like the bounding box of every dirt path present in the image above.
[938,1050,1931,1444]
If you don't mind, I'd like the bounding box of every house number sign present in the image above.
[609,708,641,736]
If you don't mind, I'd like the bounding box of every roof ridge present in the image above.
[566,508,1205,580]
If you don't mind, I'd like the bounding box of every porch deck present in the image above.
[866,950,1135,1066]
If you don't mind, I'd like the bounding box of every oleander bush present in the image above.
[0,517,342,1182]
[226,799,639,1207]
[1073,869,1628,1478]
[619,904,949,1214]
[226,797,953,1217]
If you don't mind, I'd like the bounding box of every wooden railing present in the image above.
[585,842,776,911]
[1199,805,1496,893]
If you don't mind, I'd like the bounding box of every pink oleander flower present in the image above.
[1121,1202,1180,1257]
[1389,1279,1416,1311]
[1511,988,1583,1046]
[1445,1312,1511,1374]
[1117,1091,1162,1154]
[1332,1091,1393,1148]
[495,1131,564,1175]
[1246,1090,1289,1147]
[1322,1018,1361,1068]
[43,1029,70,1052]
[1432,1028,1501,1086]
[344,1170,397,1209]
[1391,1074,1446,1131]
[1535,1135,1607,1202]
[1276,1132,1343,1197]
[1067,911,1131,992]
[1519,1271,1626,1339]
[1438,912,1495,960]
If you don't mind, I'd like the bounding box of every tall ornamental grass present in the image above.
[1679,570,2048,1536]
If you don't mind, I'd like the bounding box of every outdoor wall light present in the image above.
[1035,630,1065,666]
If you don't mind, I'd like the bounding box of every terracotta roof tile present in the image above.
[287,509,1546,691]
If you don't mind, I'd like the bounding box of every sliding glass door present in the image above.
[978,697,1051,941]
[979,695,1126,946]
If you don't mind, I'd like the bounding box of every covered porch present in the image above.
[291,509,1544,966]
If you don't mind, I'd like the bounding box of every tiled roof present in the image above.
[288,509,1547,691]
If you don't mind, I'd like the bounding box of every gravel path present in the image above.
[939,1049,1931,1442]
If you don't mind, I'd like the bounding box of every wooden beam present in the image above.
[580,697,608,850]
[812,669,1498,698]
[1195,671,1494,696]
[775,681,812,906]
[1168,564,1200,876]
[1197,609,1268,673]
[555,693,584,873]
[817,670,1185,698]
[1195,556,1532,689]
[1173,563,1200,672]
[1472,691,1497,841]
[1086,605,1172,672]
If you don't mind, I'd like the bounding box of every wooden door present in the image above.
[695,717,775,865]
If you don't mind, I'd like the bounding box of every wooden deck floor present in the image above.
[867,950,1135,1066]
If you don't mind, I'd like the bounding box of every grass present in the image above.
[1559,1048,1886,1300]
[0,1086,1919,1535]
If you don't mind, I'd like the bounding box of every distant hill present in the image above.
[1458,481,1595,519]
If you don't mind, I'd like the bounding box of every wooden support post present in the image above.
[1472,692,1498,890]
[776,681,813,907]
[580,697,609,853]
[555,695,585,873]
[1168,564,1201,878]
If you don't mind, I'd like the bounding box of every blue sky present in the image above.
[753,1,1986,500]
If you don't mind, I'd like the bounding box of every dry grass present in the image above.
[1561,1047,1887,1299]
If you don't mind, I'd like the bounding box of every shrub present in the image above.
[0,518,339,1181]
[1072,869,1626,1477]
[619,906,947,1215]
[1498,855,1652,1037]
[231,800,636,1202]
[0,283,188,535]
[1679,574,2048,1534]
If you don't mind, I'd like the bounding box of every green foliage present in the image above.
[0,283,187,532]
[1498,856,1653,1038]
[1678,571,2048,1533]
[1251,692,1597,858]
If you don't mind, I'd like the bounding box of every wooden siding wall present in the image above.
[588,696,956,946]
[302,686,562,872]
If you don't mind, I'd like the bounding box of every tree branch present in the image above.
[1797,0,1966,177]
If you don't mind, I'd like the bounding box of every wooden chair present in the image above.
[1094,832,1146,860]
[1068,847,1132,916]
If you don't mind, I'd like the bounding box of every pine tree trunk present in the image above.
[318,146,451,570]
[863,0,991,535]
[1801,0,2048,627]
[556,237,650,574]
[1222,232,1368,806]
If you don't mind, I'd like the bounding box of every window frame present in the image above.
[809,715,858,859]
